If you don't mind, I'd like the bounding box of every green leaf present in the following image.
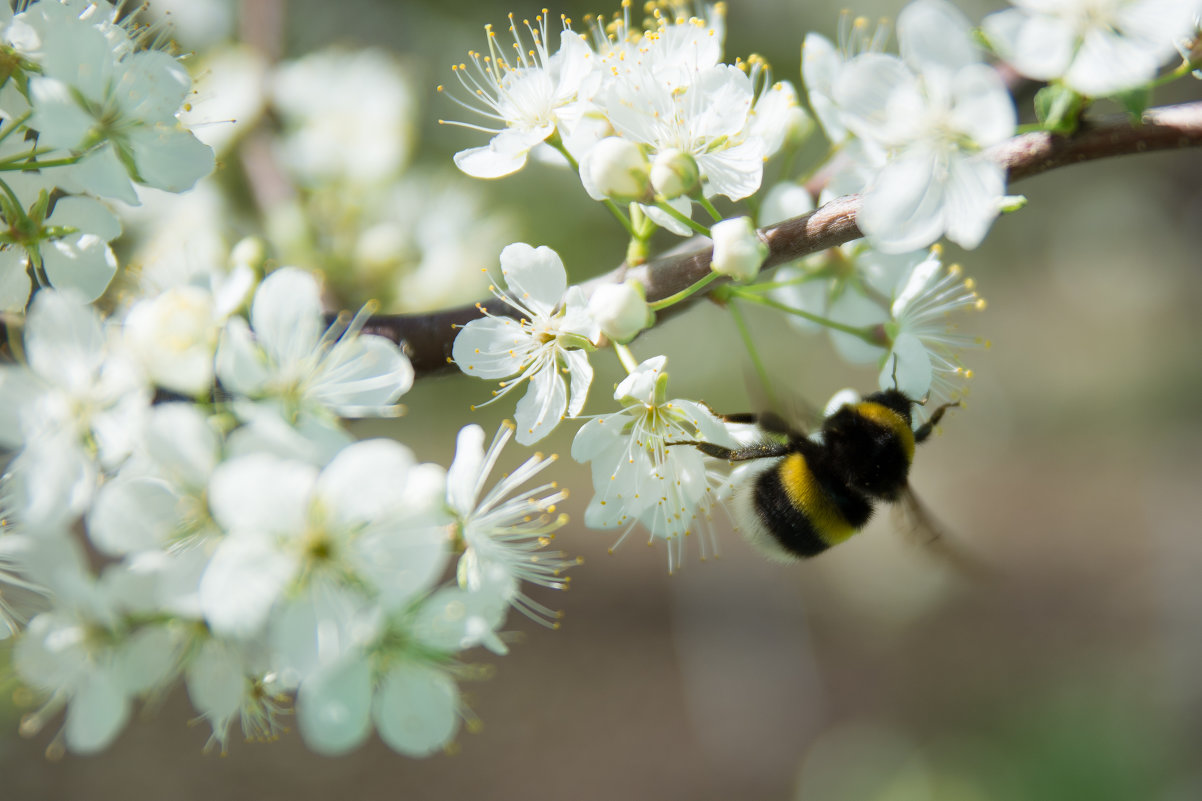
[1113,86,1150,123]
[1034,85,1084,135]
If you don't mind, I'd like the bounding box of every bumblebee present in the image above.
[674,389,957,561]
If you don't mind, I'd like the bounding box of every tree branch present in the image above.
[365,100,1202,377]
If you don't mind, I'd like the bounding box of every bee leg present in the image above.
[913,401,961,443]
[667,441,791,462]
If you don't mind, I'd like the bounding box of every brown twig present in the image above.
[362,100,1202,378]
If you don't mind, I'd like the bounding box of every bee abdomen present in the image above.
[745,452,873,559]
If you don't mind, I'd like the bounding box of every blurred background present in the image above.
[3,0,1202,799]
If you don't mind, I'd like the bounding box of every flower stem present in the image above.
[550,137,636,238]
[0,111,31,148]
[697,195,722,222]
[727,286,884,344]
[1151,58,1199,89]
[739,271,826,293]
[604,199,637,238]
[648,272,719,311]
[4,155,82,171]
[613,341,640,373]
[727,300,779,412]
[654,199,710,236]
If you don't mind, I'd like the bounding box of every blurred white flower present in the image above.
[835,0,1016,252]
[199,440,450,643]
[22,1,213,203]
[123,286,221,396]
[143,0,236,51]
[272,47,416,184]
[87,403,222,557]
[180,44,270,155]
[803,14,892,144]
[215,267,414,419]
[984,0,1200,97]
[184,637,290,754]
[343,173,512,313]
[452,243,599,445]
[0,289,149,526]
[13,534,179,754]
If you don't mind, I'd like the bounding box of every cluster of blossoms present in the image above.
[0,0,212,312]
[0,0,572,758]
[0,265,574,756]
[1,0,1199,762]
[123,26,512,318]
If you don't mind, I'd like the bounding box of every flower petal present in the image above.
[199,536,298,637]
[446,424,486,517]
[40,234,118,301]
[251,267,323,366]
[65,669,130,754]
[316,438,416,525]
[498,242,566,317]
[373,662,459,757]
[208,453,316,534]
[297,656,373,756]
[514,360,566,445]
[452,316,534,379]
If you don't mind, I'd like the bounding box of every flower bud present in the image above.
[582,137,651,202]
[650,148,700,199]
[587,280,653,343]
[710,217,768,282]
[230,236,268,274]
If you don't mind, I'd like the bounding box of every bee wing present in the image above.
[741,365,823,437]
[893,484,994,579]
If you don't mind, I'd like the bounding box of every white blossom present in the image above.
[594,59,794,233]
[984,0,1200,97]
[447,422,574,625]
[215,267,414,419]
[441,13,596,178]
[12,534,179,754]
[834,0,1016,252]
[880,247,987,404]
[199,440,449,643]
[272,47,417,184]
[0,289,149,526]
[22,1,214,203]
[184,638,290,754]
[452,243,599,445]
[571,355,735,572]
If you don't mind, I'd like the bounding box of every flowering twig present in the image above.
[365,100,1202,378]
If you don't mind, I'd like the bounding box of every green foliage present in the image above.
[1034,84,1084,135]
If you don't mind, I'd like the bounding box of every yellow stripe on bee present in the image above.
[854,402,915,462]
[778,452,856,546]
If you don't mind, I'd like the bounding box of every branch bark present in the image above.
[362,100,1202,377]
